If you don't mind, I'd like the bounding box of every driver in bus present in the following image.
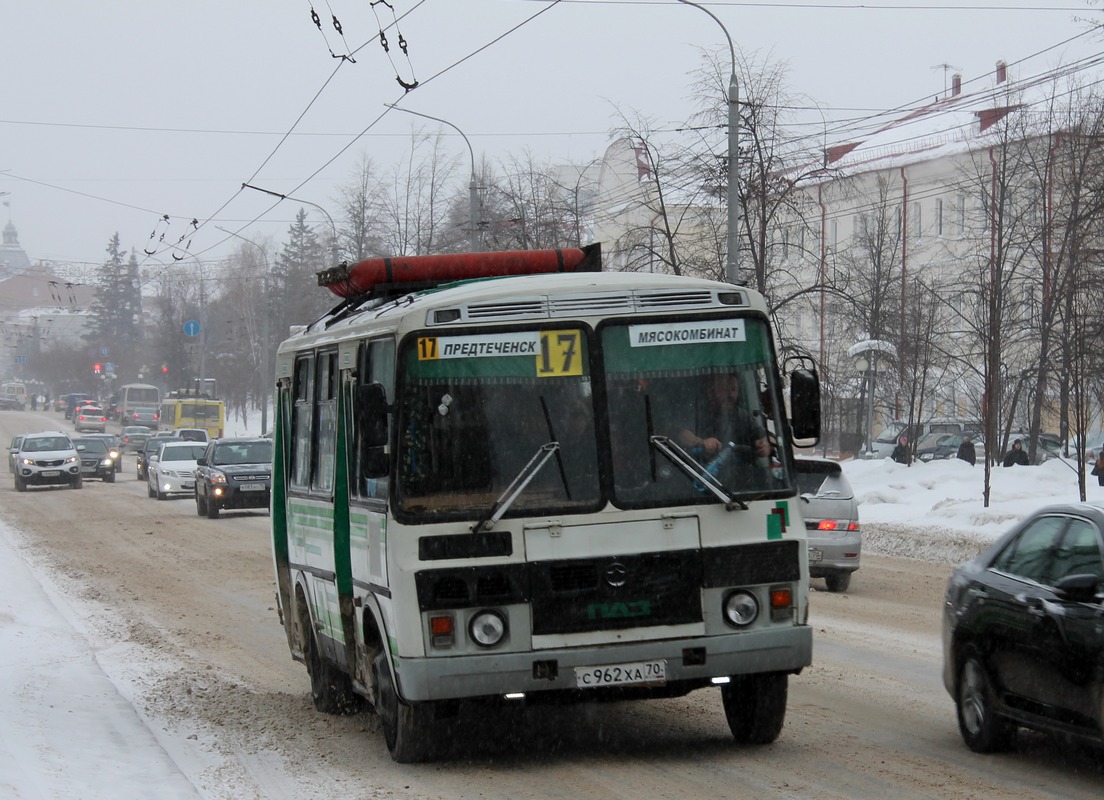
[677,372,770,466]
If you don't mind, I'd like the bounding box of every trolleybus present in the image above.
[271,244,821,762]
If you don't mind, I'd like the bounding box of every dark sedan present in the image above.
[194,437,273,519]
[136,432,178,480]
[73,437,117,482]
[942,502,1104,753]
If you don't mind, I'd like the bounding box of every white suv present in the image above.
[11,431,82,491]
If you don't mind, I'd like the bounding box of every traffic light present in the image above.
[93,362,102,374]
[162,364,169,375]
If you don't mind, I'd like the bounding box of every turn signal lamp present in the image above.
[430,614,455,648]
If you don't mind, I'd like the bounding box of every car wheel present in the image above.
[14,475,26,492]
[196,490,207,516]
[721,672,788,744]
[105,471,116,484]
[206,498,220,519]
[147,481,156,498]
[825,572,852,593]
[156,485,166,500]
[72,475,83,489]
[373,649,435,762]
[956,651,1015,752]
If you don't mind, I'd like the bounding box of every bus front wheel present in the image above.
[721,672,787,744]
[372,650,435,763]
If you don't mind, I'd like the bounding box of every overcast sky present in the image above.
[2,0,1100,273]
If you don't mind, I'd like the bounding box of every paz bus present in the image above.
[159,392,225,438]
[271,244,821,762]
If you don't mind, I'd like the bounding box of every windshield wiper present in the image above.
[472,442,561,532]
[649,435,748,511]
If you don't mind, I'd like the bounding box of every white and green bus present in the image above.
[271,244,821,762]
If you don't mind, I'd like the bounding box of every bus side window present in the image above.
[314,350,338,494]
[354,337,395,501]
[290,355,314,490]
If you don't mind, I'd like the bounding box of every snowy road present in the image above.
[2,408,1102,798]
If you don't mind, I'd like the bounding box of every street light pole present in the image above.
[217,227,271,435]
[677,0,740,284]
[386,104,480,252]
[241,183,340,266]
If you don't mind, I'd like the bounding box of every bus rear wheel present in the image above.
[721,672,788,744]
[304,625,359,715]
[373,650,435,763]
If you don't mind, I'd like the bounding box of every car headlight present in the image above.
[108,449,120,459]
[100,458,114,466]
[64,456,78,464]
[20,457,33,466]
[468,610,507,647]
[209,471,227,485]
[722,591,760,627]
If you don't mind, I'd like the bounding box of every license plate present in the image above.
[182,482,195,490]
[42,470,60,477]
[574,660,666,689]
[808,547,823,563]
[240,483,265,491]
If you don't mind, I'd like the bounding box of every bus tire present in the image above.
[305,626,359,715]
[721,672,787,744]
[373,650,435,763]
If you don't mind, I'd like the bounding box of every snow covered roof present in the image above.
[805,55,1104,180]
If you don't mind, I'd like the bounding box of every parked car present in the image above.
[915,432,985,463]
[81,432,124,473]
[136,432,179,480]
[7,434,24,473]
[121,425,152,453]
[194,437,273,519]
[73,404,108,433]
[72,436,117,482]
[795,456,860,592]
[942,501,1104,753]
[146,440,207,500]
[10,431,81,491]
[128,407,160,431]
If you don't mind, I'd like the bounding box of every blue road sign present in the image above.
[183,320,201,337]
[14,355,27,365]
[100,347,109,356]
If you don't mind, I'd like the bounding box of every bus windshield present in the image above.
[602,316,790,507]
[396,327,600,519]
[394,317,792,521]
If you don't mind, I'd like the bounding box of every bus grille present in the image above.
[530,550,703,635]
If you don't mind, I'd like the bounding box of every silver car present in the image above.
[795,455,861,592]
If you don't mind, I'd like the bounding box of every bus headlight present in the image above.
[469,610,507,647]
[722,591,759,627]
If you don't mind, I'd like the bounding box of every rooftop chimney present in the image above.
[996,60,1007,84]
[952,73,962,96]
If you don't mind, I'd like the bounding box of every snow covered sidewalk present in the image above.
[0,522,200,800]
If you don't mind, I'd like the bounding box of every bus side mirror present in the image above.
[789,364,821,444]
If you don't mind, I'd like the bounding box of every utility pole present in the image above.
[678,0,740,284]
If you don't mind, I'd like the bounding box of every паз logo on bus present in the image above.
[586,600,652,620]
